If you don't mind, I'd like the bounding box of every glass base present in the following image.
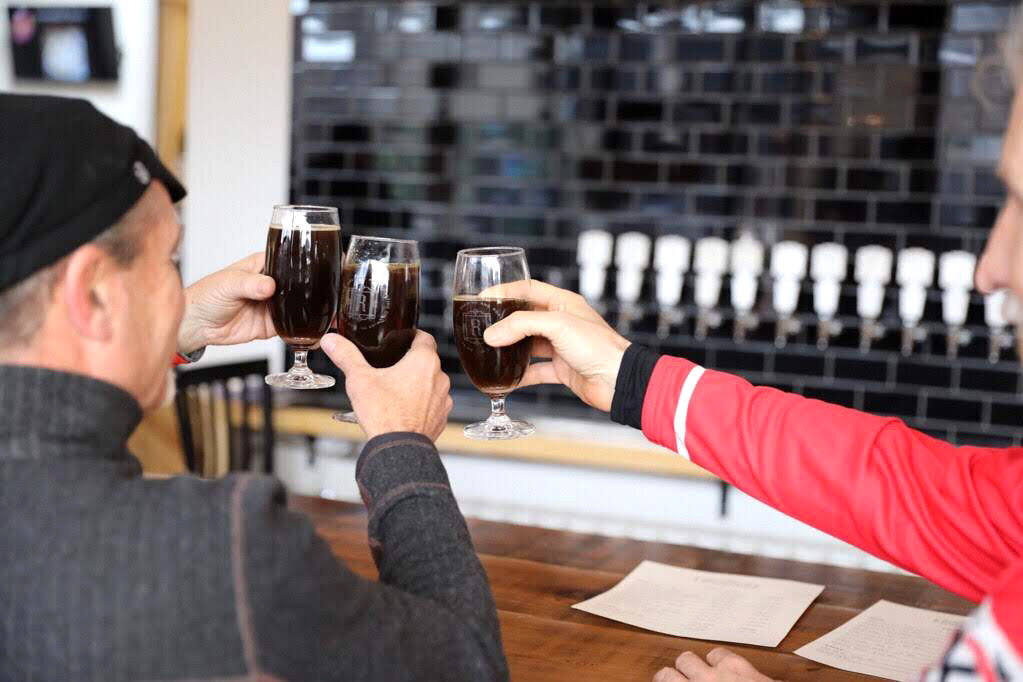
[464,417,535,441]
[265,372,335,389]
[332,410,359,423]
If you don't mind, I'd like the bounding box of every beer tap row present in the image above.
[577,230,1021,363]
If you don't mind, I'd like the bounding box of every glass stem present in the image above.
[291,350,313,377]
[487,395,511,428]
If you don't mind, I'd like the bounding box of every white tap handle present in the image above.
[896,247,936,287]
[857,281,886,320]
[938,250,977,291]
[855,245,894,285]
[694,236,729,275]
[695,271,723,309]
[771,241,809,279]
[811,242,848,282]
[615,231,652,269]
[773,278,802,316]
[578,229,613,267]
[656,271,685,307]
[898,285,928,326]
[730,235,765,275]
[616,269,645,303]
[579,267,607,302]
[654,235,692,273]
[731,272,759,314]
[814,279,841,320]
[985,289,1010,329]
[942,289,971,327]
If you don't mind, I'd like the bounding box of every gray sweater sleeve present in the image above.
[235,433,508,682]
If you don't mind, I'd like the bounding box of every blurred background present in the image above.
[3,0,1017,571]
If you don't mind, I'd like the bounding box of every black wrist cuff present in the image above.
[609,344,662,430]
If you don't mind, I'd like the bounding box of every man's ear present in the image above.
[63,244,119,342]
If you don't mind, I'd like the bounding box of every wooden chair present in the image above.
[174,360,274,476]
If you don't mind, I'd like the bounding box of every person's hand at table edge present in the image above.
[177,252,276,354]
[654,648,778,682]
[321,330,452,441]
[480,279,631,412]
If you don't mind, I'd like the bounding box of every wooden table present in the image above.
[292,496,975,682]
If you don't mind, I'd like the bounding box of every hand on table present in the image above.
[480,280,631,411]
[654,648,778,682]
[178,252,276,353]
[320,331,453,441]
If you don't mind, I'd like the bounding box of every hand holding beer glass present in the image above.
[453,247,535,440]
[263,205,341,389]
[333,235,421,422]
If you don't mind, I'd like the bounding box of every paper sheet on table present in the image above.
[571,560,824,647]
[795,600,967,681]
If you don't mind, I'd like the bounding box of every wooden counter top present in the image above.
[293,496,974,681]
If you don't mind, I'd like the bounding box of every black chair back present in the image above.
[174,360,274,476]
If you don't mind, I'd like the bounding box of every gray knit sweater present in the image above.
[0,365,508,682]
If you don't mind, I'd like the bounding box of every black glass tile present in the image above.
[585,189,632,211]
[642,130,688,153]
[726,164,761,185]
[540,5,583,29]
[676,36,727,62]
[855,35,913,63]
[715,349,766,373]
[669,162,719,184]
[863,391,918,418]
[430,63,460,89]
[758,132,809,156]
[736,36,785,61]
[910,168,938,193]
[592,5,636,30]
[428,124,457,146]
[774,352,826,377]
[303,179,320,196]
[880,135,936,161]
[876,201,932,225]
[786,165,837,189]
[731,102,782,125]
[353,208,392,228]
[576,158,604,181]
[306,151,345,170]
[918,69,941,96]
[847,168,900,192]
[613,160,660,183]
[794,37,847,62]
[621,34,654,62]
[914,101,940,129]
[702,70,735,93]
[961,366,1019,395]
[939,203,999,229]
[695,194,739,216]
[818,134,872,159]
[332,124,371,143]
[435,5,460,31]
[816,199,868,222]
[888,5,948,30]
[639,193,688,213]
[674,101,724,124]
[974,171,1006,198]
[700,132,749,155]
[330,180,370,199]
[802,385,856,407]
[928,396,982,423]
[585,35,612,60]
[755,196,812,219]
[617,99,664,122]
[806,5,880,32]
[760,69,814,94]
[791,101,837,126]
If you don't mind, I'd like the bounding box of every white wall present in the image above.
[0,0,159,143]
[183,0,292,368]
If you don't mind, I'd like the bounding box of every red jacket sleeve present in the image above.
[640,355,1023,604]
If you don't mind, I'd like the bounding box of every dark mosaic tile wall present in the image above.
[292,0,1023,445]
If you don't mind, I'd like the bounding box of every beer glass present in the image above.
[333,236,420,422]
[452,247,535,440]
[264,205,341,389]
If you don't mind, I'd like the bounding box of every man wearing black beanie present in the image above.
[0,95,507,681]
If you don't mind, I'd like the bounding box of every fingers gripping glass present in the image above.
[453,247,535,440]
[333,236,421,423]
[264,205,341,389]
